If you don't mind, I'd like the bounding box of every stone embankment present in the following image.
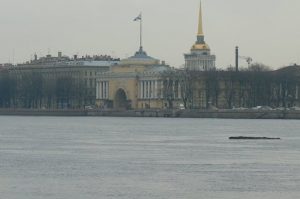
[0,108,300,119]
[0,109,87,116]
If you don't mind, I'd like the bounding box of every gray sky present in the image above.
[1,0,300,69]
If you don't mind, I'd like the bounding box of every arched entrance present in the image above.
[114,89,130,109]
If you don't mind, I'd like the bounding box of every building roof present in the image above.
[120,47,159,66]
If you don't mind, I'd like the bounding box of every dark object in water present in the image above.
[229,136,280,140]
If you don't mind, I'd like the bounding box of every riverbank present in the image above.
[1,108,300,119]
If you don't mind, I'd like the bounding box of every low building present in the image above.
[4,53,120,109]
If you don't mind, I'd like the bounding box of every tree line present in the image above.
[161,64,300,109]
[1,64,299,110]
[0,71,90,109]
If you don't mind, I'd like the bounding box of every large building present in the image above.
[3,53,119,109]
[184,2,216,71]
[96,47,183,109]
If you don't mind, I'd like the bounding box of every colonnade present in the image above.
[139,80,161,99]
[96,81,109,99]
[185,58,215,71]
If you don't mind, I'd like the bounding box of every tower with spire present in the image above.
[184,1,216,71]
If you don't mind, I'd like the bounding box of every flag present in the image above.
[134,13,142,21]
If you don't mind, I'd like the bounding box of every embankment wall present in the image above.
[0,109,300,119]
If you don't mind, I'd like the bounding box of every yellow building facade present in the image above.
[96,48,182,109]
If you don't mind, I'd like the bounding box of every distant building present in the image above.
[4,52,120,109]
[0,63,13,68]
[184,2,216,71]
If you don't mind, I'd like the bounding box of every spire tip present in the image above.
[197,0,204,36]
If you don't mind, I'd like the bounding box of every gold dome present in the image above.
[191,43,210,50]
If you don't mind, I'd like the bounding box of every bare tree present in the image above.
[247,63,271,72]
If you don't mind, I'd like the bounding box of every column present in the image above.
[139,81,143,99]
[104,82,106,99]
[106,82,109,99]
[101,82,103,99]
[142,81,145,99]
[150,81,152,99]
[148,81,151,99]
[96,81,98,99]
[152,81,155,99]
[144,81,147,99]
[150,81,153,99]
[99,82,102,99]
[102,82,104,99]
[96,81,99,99]
[161,80,164,98]
[154,80,158,99]
[99,82,101,99]
[141,81,143,99]
[103,82,105,99]
[143,81,147,99]
[145,81,147,99]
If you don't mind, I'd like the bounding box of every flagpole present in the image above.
[140,13,142,49]
[134,13,143,50]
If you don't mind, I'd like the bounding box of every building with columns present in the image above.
[184,2,216,71]
[96,47,183,109]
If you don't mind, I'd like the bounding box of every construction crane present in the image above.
[239,56,253,67]
[235,46,253,71]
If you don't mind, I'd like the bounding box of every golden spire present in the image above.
[191,0,210,50]
[197,1,204,36]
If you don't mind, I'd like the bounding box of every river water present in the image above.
[0,116,300,199]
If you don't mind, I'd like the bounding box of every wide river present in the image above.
[0,116,300,199]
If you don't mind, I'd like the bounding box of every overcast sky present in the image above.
[1,0,300,69]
